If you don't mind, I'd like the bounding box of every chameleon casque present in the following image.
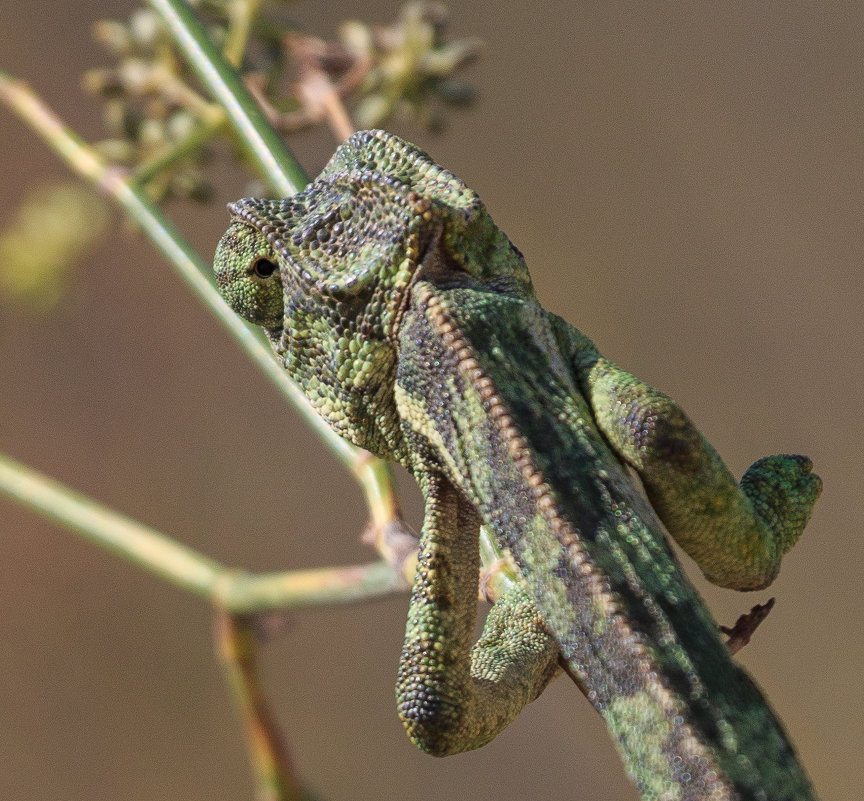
[213,130,821,801]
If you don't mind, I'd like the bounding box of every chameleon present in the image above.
[213,129,822,801]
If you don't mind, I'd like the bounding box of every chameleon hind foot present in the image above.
[720,597,775,654]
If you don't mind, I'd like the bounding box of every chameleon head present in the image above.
[213,131,535,351]
[213,172,436,354]
[212,179,430,452]
[211,130,535,451]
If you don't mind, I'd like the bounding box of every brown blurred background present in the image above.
[1,2,861,799]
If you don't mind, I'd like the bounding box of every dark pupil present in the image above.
[253,258,277,279]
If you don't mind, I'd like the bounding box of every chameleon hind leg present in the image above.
[562,328,821,590]
[396,473,560,756]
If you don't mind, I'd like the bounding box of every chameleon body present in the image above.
[214,130,821,800]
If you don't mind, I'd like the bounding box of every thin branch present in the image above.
[721,598,776,655]
[0,452,220,594]
[216,609,305,801]
[478,526,519,601]
[0,452,409,611]
[219,561,409,613]
[145,0,308,195]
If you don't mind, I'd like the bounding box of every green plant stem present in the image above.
[220,561,409,613]
[0,452,217,592]
[0,452,408,611]
[478,526,518,600]
[145,0,308,195]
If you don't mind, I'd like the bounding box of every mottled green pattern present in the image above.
[577,356,821,590]
[213,130,821,800]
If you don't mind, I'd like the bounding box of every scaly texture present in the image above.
[213,129,821,801]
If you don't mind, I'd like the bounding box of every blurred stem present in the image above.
[0,452,408,611]
[223,0,260,68]
[145,0,308,195]
[289,53,355,142]
[216,610,304,801]
[158,65,217,118]
[134,109,225,184]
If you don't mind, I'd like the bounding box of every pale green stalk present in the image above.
[0,453,407,611]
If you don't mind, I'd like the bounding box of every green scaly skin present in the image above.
[213,130,822,801]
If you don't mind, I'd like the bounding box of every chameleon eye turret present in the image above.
[213,220,284,329]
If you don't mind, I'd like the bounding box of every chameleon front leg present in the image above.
[564,330,821,590]
[396,472,559,756]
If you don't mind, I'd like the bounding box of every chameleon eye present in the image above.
[252,257,278,279]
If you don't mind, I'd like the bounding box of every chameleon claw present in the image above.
[720,597,776,655]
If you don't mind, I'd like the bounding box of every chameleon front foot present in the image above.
[740,454,822,557]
